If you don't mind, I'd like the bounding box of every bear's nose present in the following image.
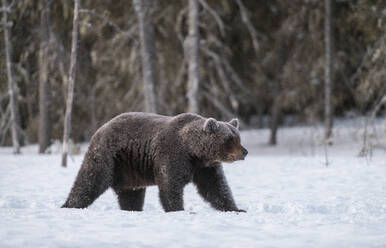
[242,147,248,159]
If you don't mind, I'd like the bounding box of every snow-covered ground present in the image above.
[1,120,385,248]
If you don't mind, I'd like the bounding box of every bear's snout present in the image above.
[225,145,248,162]
[241,147,248,160]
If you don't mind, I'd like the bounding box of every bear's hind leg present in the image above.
[62,153,114,209]
[113,187,146,211]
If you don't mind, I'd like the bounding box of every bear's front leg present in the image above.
[155,157,192,212]
[193,164,245,212]
[158,184,184,212]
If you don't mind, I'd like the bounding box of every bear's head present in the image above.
[181,117,248,165]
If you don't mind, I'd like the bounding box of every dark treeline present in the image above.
[0,0,385,149]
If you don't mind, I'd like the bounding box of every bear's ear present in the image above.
[203,118,219,133]
[229,118,239,129]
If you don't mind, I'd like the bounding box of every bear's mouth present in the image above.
[224,154,245,162]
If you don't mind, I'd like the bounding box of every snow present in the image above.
[1,121,386,248]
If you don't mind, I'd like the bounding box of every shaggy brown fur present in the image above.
[62,112,248,212]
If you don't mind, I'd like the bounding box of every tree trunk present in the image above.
[257,104,264,128]
[61,0,80,167]
[269,95,280,146]
[133,0,157,113]
[324,0,333,140]
[38,0,52,154]
[186,0,199,113]
[2,0,20,154]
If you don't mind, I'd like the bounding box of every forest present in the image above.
[1,0,385,153]
[1,1,386,247]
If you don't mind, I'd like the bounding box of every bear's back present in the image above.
[90,112,202,151]
[93,112,170,144]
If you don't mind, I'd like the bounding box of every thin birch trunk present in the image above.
[38,0,52,153]
[324,0,333,140]
[186,0,199,113]
[2,0,20,154]
[61,0,80,167]
[133,0,157,113]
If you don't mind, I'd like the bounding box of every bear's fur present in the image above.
[62,112,248,212]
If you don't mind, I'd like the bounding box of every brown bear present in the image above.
[62,112,248,212]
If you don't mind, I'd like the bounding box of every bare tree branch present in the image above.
[202,90,247,128]
[79,8,138,44]
[198,0,225,37]
[234,0,260,52]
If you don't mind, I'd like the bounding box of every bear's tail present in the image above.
[62,152,114,208]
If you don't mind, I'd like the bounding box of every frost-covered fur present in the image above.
[62,112,248,212]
